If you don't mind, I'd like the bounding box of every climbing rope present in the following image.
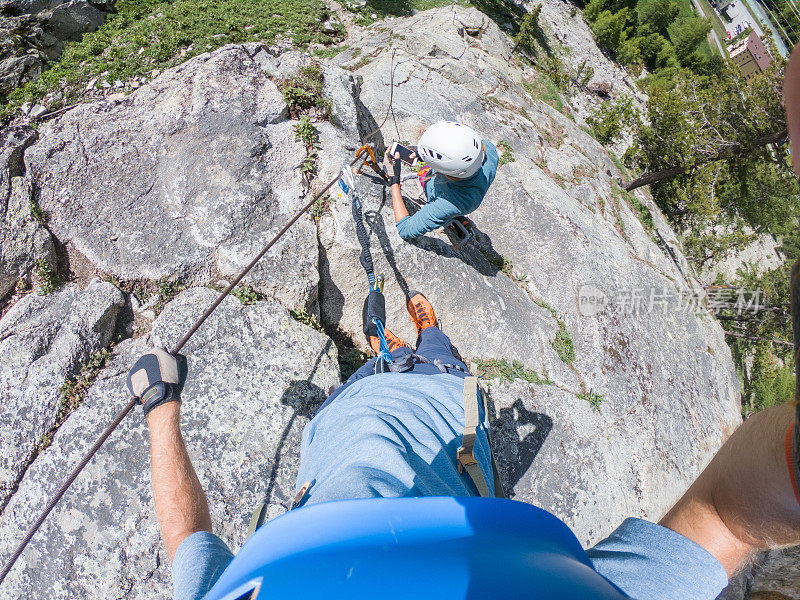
[0,148,376,587]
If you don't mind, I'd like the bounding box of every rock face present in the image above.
[0,288,338,598]
[0,125,53,298]
[720,548,800,600]
[0,279,123,510]
[25,44,320,308]
[0,5,747,599]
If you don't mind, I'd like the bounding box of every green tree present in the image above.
[618,37,642,65]
[669,15,711,65]
[591,8,629,50]
[637,0,678,36]
[626,62,787,195]
[655,41,679,70]
[623,60,797,279]
[636,31,667,69]
[513,4,543,56]
[587,96,638,144]
[583,0,607,23]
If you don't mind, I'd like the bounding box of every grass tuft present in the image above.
[577,389,604,412]
[33,258,60,295]
[497,140,515,167]
[475,358,553,385]
[552,325,575,364]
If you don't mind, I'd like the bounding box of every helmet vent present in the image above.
[462,156,473,162]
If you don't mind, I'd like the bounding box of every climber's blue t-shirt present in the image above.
[170,373,728,600]
[395,140,499,240]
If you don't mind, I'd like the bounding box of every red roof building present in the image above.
[729,32,773,83]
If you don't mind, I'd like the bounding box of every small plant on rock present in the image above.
[552,325,575,364]
[475,358,552,385]
[33,258,60,295]
[578,389,604,412]
[497,140,515,167]
[153,276,185,314]
[294,115,321,181]
[311,194,331,219]
[281,63,331,121]
[231,285,266,306]
[290,308,325,333]
[29,197,48,226]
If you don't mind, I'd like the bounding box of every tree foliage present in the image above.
[637,0,678,36]
[512,4,543,56]
[669,16,711,66]
[590,8,629,49]
[582,0,713,76]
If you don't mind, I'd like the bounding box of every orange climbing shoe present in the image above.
[406,291,437,335]
[369,328,409,355]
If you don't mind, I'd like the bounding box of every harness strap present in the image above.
[457,377,506,498]
[375,354,470,375]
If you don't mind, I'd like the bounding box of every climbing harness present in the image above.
[0,146,383,587]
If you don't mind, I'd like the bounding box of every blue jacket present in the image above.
[396,140,499,240]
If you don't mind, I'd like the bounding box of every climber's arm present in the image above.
[659,403,800,575]
[395,198,461,240]
[390,177,410,224]
[147,402,213,562]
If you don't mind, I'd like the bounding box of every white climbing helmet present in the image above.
[417,121,484,179]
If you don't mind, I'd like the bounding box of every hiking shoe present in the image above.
[369,328,409,355]
[407,291,437,335]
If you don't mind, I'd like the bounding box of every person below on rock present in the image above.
[128,284,800,600]
[385,120,498,240]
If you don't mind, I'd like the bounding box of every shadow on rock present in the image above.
[262,341,332,507]
[484,391,553,497]
[365,191,504,282]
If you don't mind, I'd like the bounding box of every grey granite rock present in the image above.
[719,547,800,600]
[25,44,320,309]
[0,279,123,510]
[0,125,53,298]
[0,288,338,598]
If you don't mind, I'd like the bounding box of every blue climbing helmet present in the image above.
[203,497,629,599]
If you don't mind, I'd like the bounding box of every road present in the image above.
[741,0,790,57]
[691,0,726,56]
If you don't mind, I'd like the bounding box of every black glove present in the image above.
[387,152,402,187]
[127,347,188,417]
[362,288,386,336]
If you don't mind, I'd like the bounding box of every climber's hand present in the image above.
[127,348,188,417]
[384,150,403,186]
